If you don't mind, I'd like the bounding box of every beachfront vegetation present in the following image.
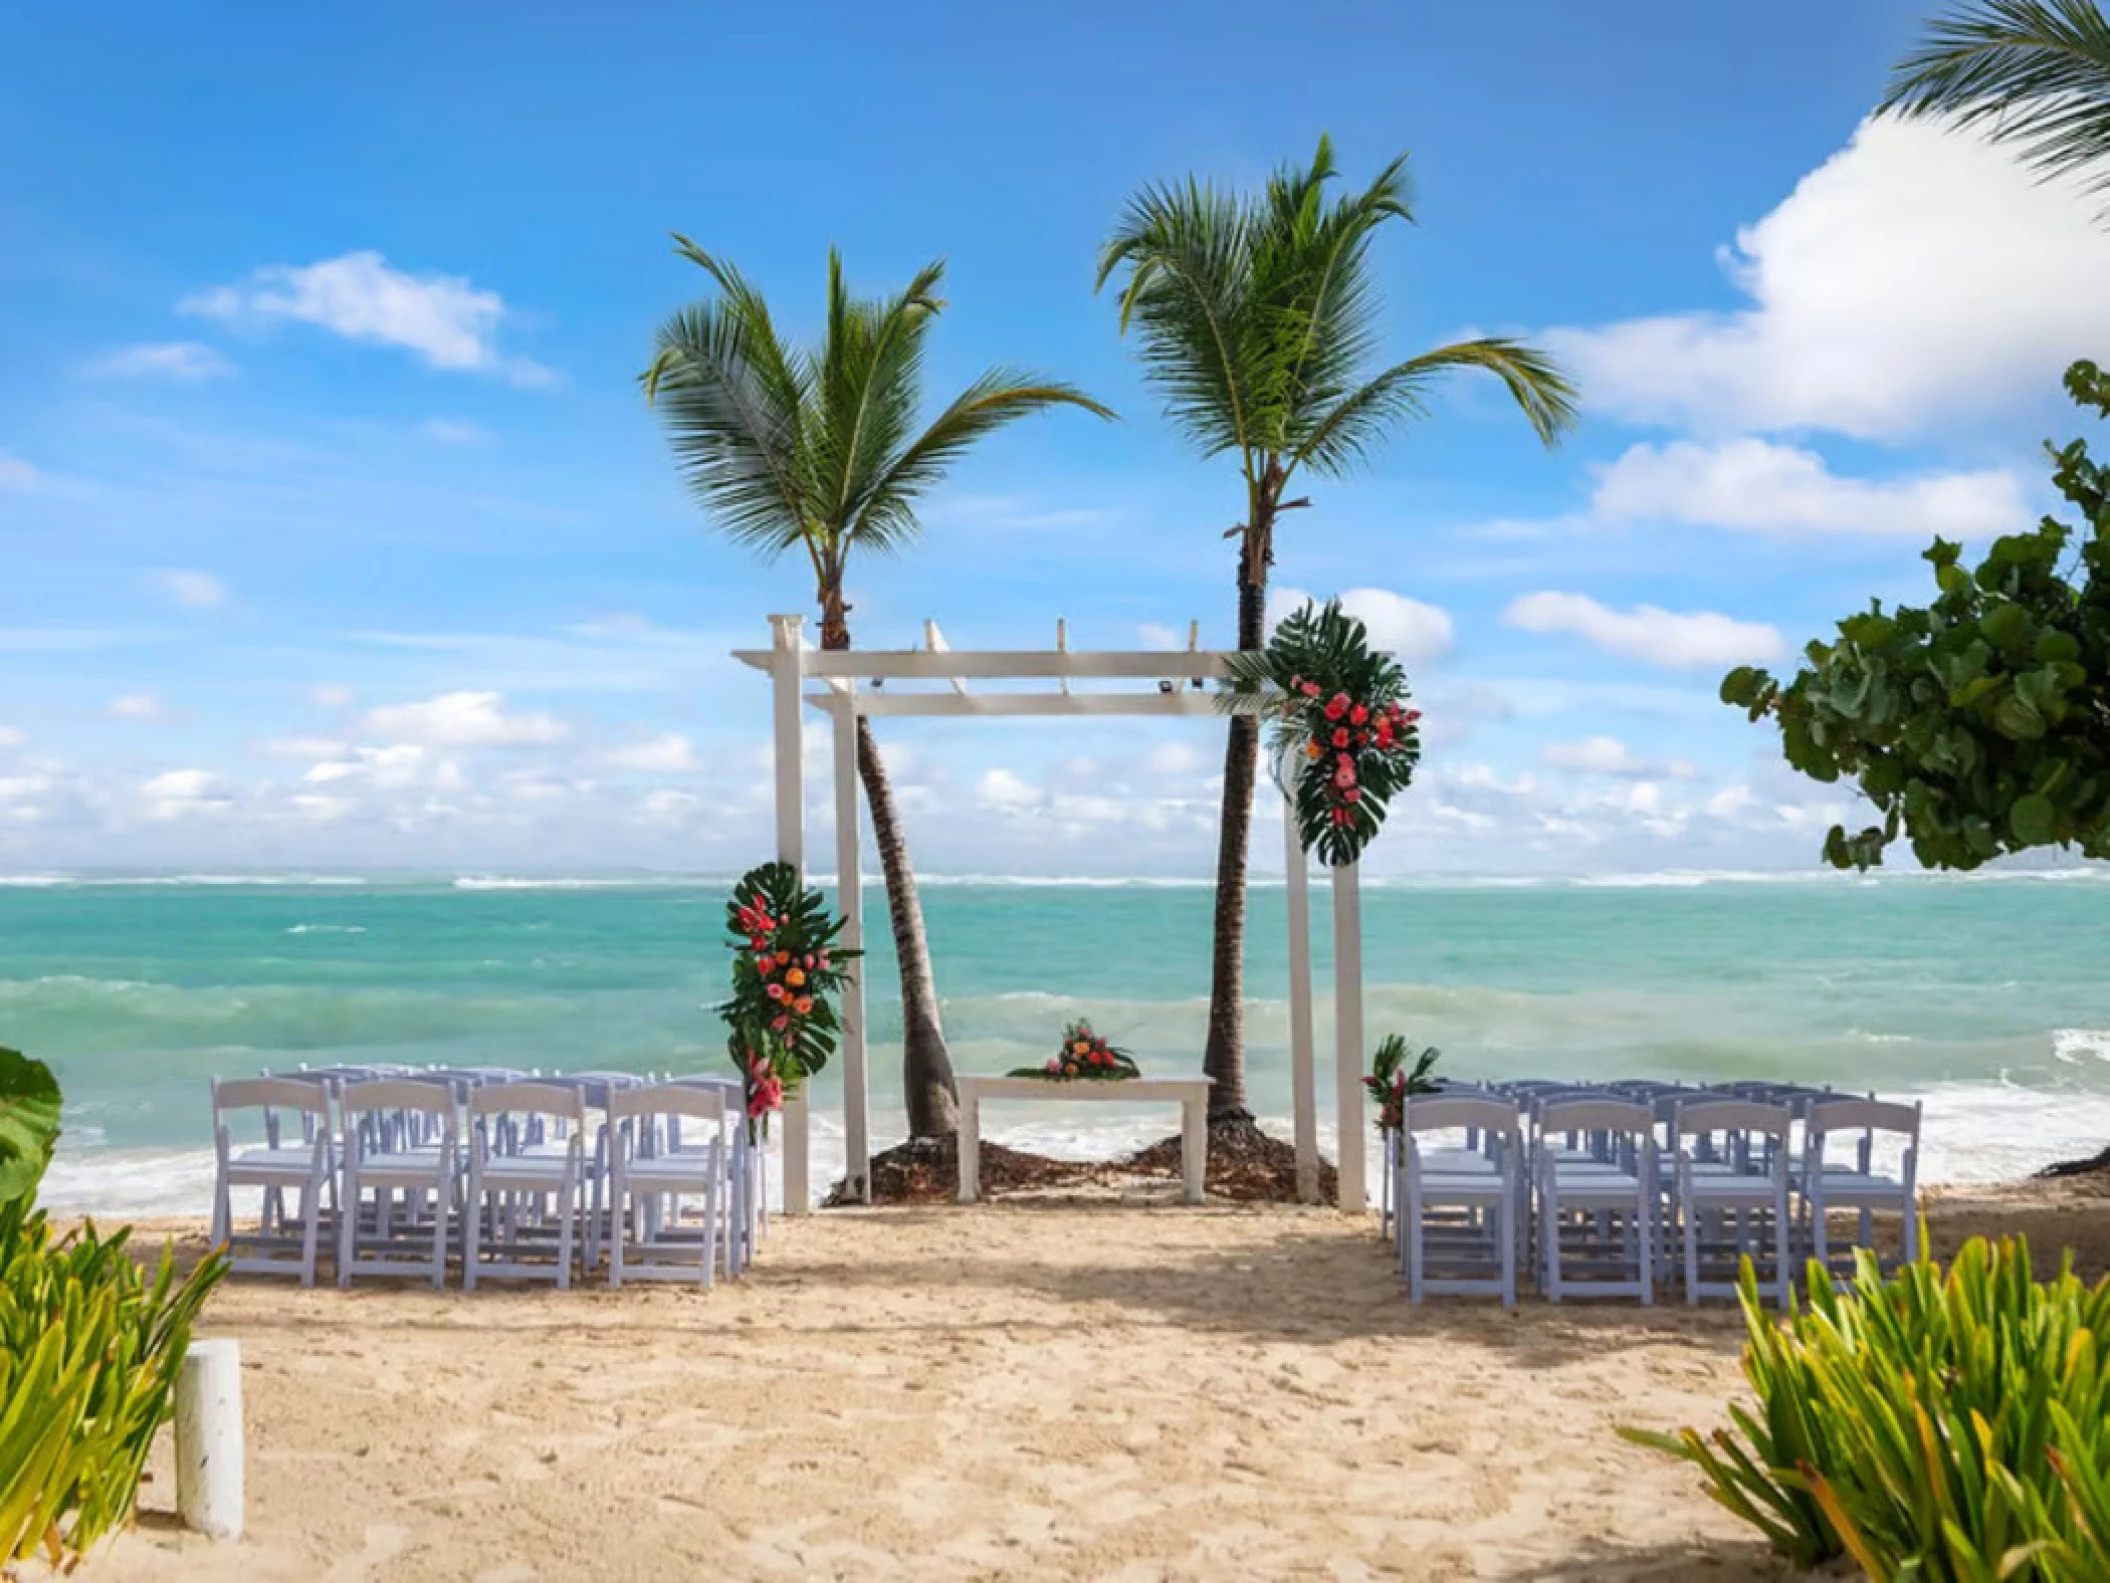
[720,861,860,1126]
[1626,1237,2110,1579]
[1881,0,2110,208]
[645,241,1111,1139]
[0,1056,226,1569]
[1722,361,2110,869]
[1097,137,1576,1123]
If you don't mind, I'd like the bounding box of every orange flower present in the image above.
[793,995,814,1015]
[785,968,807,987]
[775,950,791,965]
[1305,740,1322,760]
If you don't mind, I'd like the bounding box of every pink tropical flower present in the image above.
[1300,681,1321,698]
[1332,727,1350,748]
[1349,704,1368,726]
[766,981,787,1001]
[1323,694,1349,721]
[1335,759,1357,790]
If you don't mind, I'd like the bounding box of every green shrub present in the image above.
[1623,1236,2110,1580]
[0,1048,62,1209]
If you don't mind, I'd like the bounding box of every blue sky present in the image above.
[4,0,2108,875]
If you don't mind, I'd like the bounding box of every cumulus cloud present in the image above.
[151,569,228,609]
[82,341,232,381]
[106,693,165,721]
[599,732,700,772]
[1503,592,1785,670]
[1544,117,2110,438]
[139,769,231,819]
[261,736,350,759]
[978,768,1044,810]
[1540,735,1699,780]
[1144,741,1203,777]
[180,251,552,385]
[1269,586,1454,661]
[361,691,566,747]
[1592,439,2031,538]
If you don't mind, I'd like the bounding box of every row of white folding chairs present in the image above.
[1385,1080,1921,1309]
[209,1066,757,1290]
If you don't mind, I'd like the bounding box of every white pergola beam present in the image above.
[1283,804,1319,1204]
[733,649,1228,681]
[807,691,1236,719]
[831,695,870,1204]
[1332,861,1366,1212]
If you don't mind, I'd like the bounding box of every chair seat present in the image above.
[354,1150,454,1183]
[624,1155,725,1188]
[1409,1171,1510,1200]
[227,1146,327,1182]
[1415,1147,1497,1173]
[1808,1172,1907,1200]
[1684,1174,1785,1201]
[1548,1169,1643,1200]
[478,1154,579,1188]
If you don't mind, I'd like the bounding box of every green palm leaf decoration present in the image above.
[1221,598,1423,866]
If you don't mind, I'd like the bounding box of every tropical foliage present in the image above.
[1362,1036,1441,1134]
[720,861,861,1118]
[646,240,1111,1140]
[1009,1020,1139,1082]
[1224,598,1423,867]
[1624,1237,2110,1579]
[0,1049,61,1209]
[1881,0,2110,205]
[1721,361,2110,870]
[1098,136,1575,1117]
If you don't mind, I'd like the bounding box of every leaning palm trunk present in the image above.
[855,714,958,1136]
[1201,537,1269,1120]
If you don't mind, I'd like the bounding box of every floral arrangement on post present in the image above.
[1009,1020,1140,1082]
[1362,1034,1441,1132]
[721,861,859,1134]
[1221,598,1423,867]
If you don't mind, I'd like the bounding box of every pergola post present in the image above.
[1331,859,1366,1212]
[768,614,810,1215]
[831,695,870,1203]
[1283,801,1318,1204]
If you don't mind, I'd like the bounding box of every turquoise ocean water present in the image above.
[6,869,2110,1212]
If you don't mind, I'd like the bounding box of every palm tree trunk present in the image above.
[1200,527,1270,1121]
[855,715,959,1137]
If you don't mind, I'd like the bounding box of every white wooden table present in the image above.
[955,1075,1215,1204]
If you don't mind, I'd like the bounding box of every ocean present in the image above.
[7,868,2110,1214]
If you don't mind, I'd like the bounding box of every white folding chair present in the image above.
[209,1077,337,1287]
[463,1082,588,1291]
[1397,1095,1520,1306]
[1802,1097,1921,1274]
[607,1084,734,1289]
[1535,1097,1656,1304]
[338,1078,459,1289]
[666,1073,757,1273]
[1671,1099,1793,1308]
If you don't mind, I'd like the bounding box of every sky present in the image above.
[4,0,2108,877]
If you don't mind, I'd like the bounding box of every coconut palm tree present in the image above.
[646,239,1112,1139]
[1097,137,1576,1126]
[1881,0,2110,201]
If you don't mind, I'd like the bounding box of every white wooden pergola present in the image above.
[735,613,1371,1215]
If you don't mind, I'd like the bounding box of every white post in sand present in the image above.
[1283,801,1319,1204]
[1331,859,1366,1212]
[769,614,810,1216]
[175,1338,243,1539]
[831,693,869,1203]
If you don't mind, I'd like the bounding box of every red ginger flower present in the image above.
[1323,693,1350,721]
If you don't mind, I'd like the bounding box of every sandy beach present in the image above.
[67,1174,2109,1582]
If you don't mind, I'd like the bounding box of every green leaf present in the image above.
[0,1050,60,1209]
[2011,794,2059,846]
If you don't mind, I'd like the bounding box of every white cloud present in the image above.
[1540,735,1699,780]
[1137,623,1183,651]
[978,768,1043,810]
[1269,586,1454,662]
[361,691,567,747]
[0,726,22,749]
[151,568,228,609]
[421,418,487,445]
[82,341,233,381]
[106,692,165,721]
[261,736,351,759]
[1545,116,2110,438]
[180,251,551,385]
[312,684,355,708]
[0,454,37,492]
[1503,592,1785,670]
[1144,741,1202,777]
[304,744,440,793]
[1592,439,2031,538]
[140,769,231,819]
[600,732,700,772]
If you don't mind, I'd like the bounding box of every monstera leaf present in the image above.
[0,1048,61,1207]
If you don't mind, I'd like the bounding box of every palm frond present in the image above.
[1294,337,1577,476]
[852,372,1115,552]
[813,253,947,545]
[1879,0,2110,196]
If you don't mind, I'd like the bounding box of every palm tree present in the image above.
[1880,1,2110,201]
[646,239,1112,1140]
[1097,137,1576,1126]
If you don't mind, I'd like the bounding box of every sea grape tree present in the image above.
[1722,360,2110,869]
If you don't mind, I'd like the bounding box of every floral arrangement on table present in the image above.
[1362,1034,1442,1133]
[719,861,860,1133]
[1221,598,1423,867]
[1008,1020,1140,1082]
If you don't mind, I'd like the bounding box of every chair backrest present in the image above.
[1537,1097,1654,1136]
[213,1076,332,1117]
[1807,1098,1920,1140]
[1404,1095,1520,1136]
[339,1078,458,1118]
[468,1082,586,1122]
[1672,1099,1791,1143]
[609,1083,730,1124]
